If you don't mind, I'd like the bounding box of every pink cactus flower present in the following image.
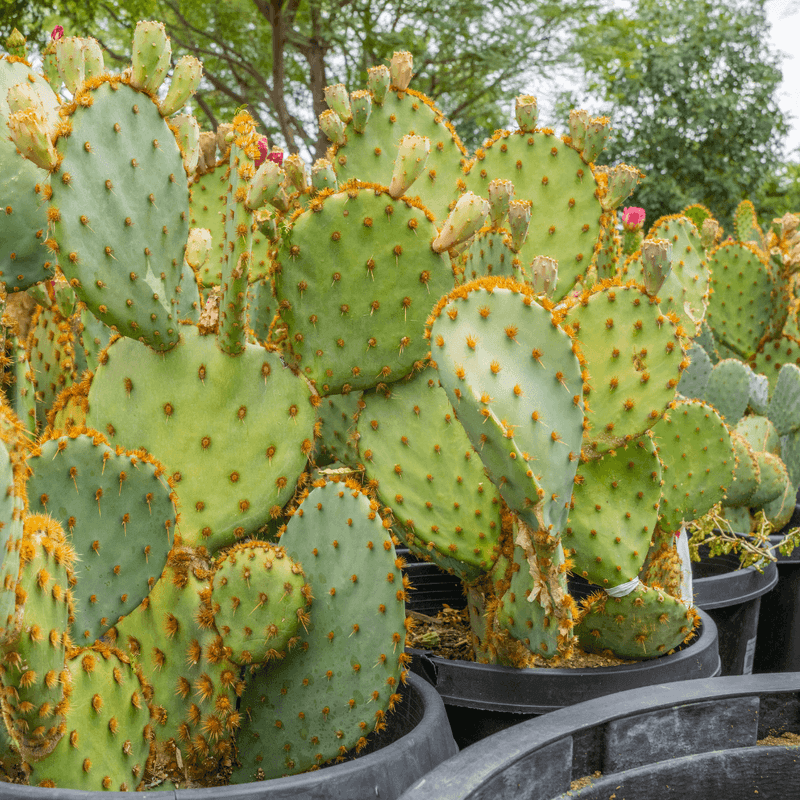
[254,136,270,168]
[51,26,64,41]
[267,149,284,167]
[622,206,646,228]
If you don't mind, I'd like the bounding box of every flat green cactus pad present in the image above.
[0,435,22,640]
[2,515,72,759]
[749,450,788,508]
[462,227,523,283]
[768,363,800,436]
[706,241,783,360]
[721,504,752,534]
[330,88,465,221]
[273,185,453,395]
[735,415,781,456]
[702,358,752,425]
[563,282,685,454]
[565,435,661,586]
[750,334,800,396]
[357,368,504,582]
[622,215,709,335]
[233,478,406,781]
[27,430,176,643]
[677,342,712,399]
[114,547,241,779]
[428,277,584,535]
[86,325,315,551]
[29,644,151,791]
[49,78,189,351]
[652,399,734,532]
[211,541,311,665]
[575,583,696,660]
[188,162,229,285]
[313,390,363,469]
[724,432,760,508]
[464,130,604,301]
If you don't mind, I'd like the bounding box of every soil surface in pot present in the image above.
[405,605,639,668]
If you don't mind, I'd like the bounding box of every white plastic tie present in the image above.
[605,577,641,598]
[676,523,694,604]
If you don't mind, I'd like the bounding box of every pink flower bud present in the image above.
[51,26,64,41]
[254,136,269,169]
[267,148,283,167]
[622,206,646,228]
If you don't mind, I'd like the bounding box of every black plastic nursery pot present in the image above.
[754,518,800,673]
[691,542,779,676]
[0,673,456,800]
[396,672,800,800]
[402,550,722,750]
[408,611,720,750]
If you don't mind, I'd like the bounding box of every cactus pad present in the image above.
[86,326,315,551]
[652,399,734,532]
[575,583,696,660]
[26,430,176,643]
[211,541,311,666]
[29,644,152,790]
[563,282,685,454]
[464,130,604,302]
[233,478,406,780]
[564,435,661,586]
[272,184,453,395]
[428,277,584,535]
[357,368,504,581]
[49,78,189,351]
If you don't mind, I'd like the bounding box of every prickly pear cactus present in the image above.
[26,429,177,643]
[0,56,60,292]
[357,367,504,581]
[272,183,456,395]
[564,436,662,587]
[561,280,686,455]
[575,583,698,660]
[463,105,625,302]
[327,54,466,221]
[428,276,584,538]
[46,77,190,351]
[233,478,407,781]
[29,643,153,791]
[85,325,316,552]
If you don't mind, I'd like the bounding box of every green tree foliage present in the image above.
[757,156,800,221]
[2,0,597,159]
[561,0,788,230]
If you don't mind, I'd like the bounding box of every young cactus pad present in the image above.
[0,58,60,291]
[575,583,696,660]
[210,541,311,666]
[85,325,316,551]
[427,277,584,536]
[329,82,466,221]
[113,546,242,776]
[651,399,734,533]
[232,478,407,781]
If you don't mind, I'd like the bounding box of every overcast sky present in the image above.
[766,0,800,156]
